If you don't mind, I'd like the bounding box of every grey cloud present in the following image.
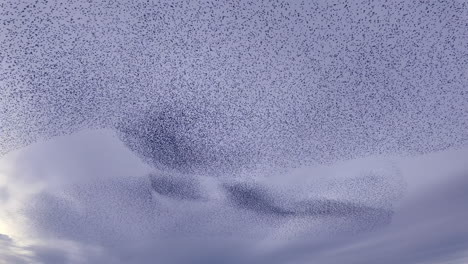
[26,177,156,245]
[0,254,31,264]
[0,233,12,243]
[28,246,70,264]
[0,234,33,264]
[262,173,468,264]
[0,186,9,203]
[2,129,415,263]
[3,128,466,263]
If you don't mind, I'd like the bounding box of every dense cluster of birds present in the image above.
[0,0,466,247]
[1,0,467,173]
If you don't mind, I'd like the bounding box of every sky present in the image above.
[0,0,467,263]
[0,129,467,264]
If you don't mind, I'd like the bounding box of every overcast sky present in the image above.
[0,130,467,263]
[1,0,467,263]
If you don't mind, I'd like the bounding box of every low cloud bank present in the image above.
[0,130,466,263]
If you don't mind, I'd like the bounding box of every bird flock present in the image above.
[0,0,467,246]
[1,0,467,171]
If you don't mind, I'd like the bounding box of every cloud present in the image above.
[0,130,467,263]
[0,186,8,203]
[26,246,70,264]
[0,234,12,242]
[0,234,32,264]
[262,172,468,264]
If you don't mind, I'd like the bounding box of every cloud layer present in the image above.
[0,130,466,263]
